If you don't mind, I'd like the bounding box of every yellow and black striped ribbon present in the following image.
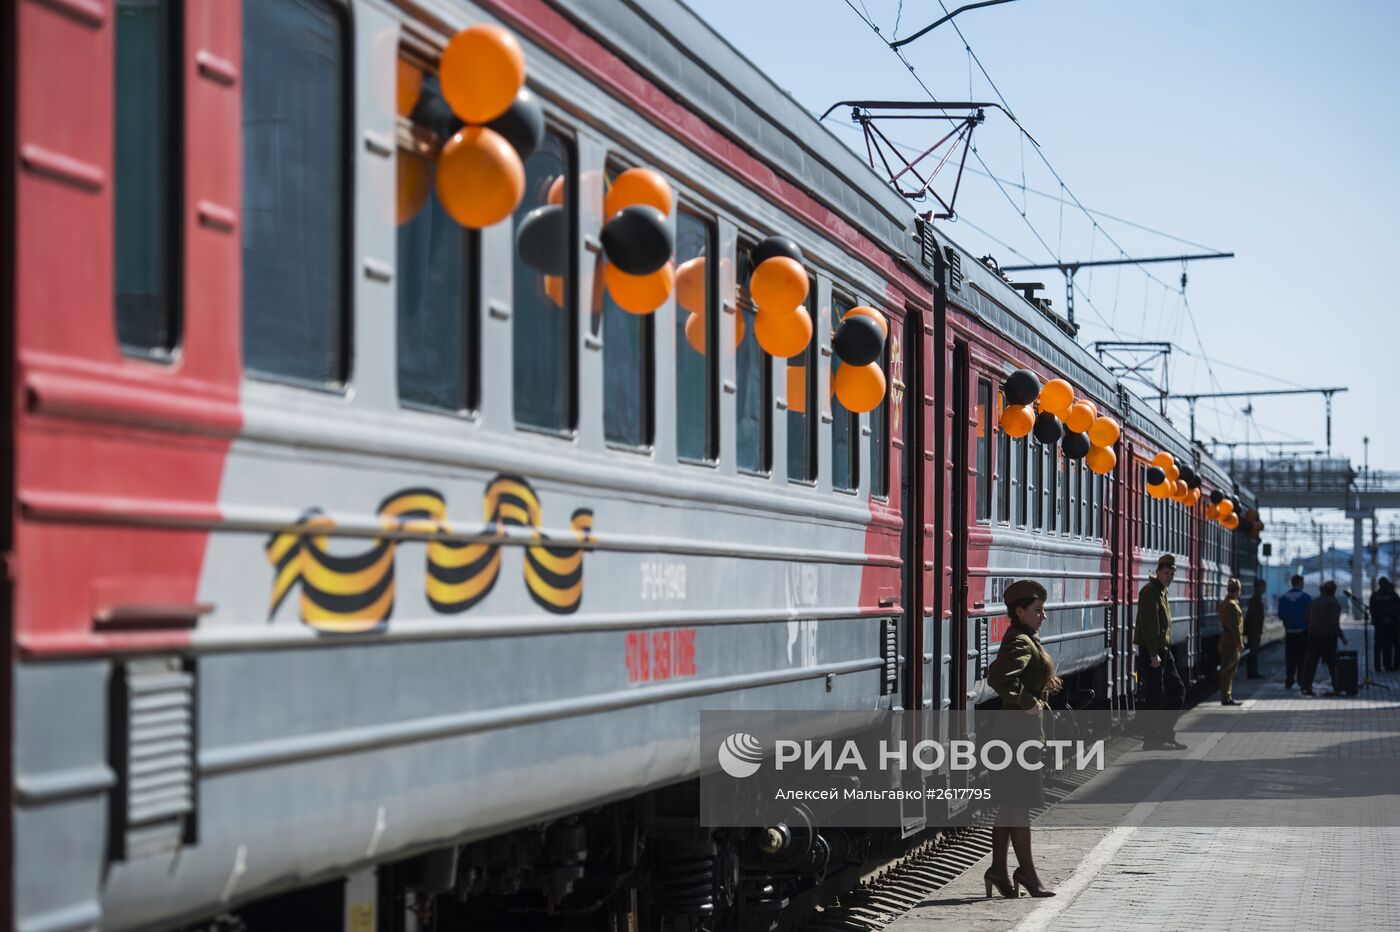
[265,475,595,632]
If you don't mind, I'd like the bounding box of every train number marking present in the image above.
[640,561,688,601]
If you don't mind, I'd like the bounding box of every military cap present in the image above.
[1003,579,1048,605]
[1157,553,1177,571]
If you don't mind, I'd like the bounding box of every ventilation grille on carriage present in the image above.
[882,618,899,695]
[111,657,196,860]
[943,246,963,293]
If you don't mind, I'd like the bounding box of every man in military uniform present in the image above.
[1218,578,1245,705]
[1135,553,1187,750]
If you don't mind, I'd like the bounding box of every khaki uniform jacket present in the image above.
[987,626,1052,712]
[1219,597,1244,655]
[1134,577,1172,652]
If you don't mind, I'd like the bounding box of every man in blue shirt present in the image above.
[1277,574,1312,688]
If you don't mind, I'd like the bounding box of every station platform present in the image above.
[888,621,1400,931]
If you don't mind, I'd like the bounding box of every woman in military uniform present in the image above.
[984,579,1061,899]
[1218,578,1244,705]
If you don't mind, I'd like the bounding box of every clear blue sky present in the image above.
[686,0,1400,485]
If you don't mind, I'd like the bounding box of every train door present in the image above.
[900,306,927,711]
[945,341,972,799]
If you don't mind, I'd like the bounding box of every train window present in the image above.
[396,64,477,413]
[997,428,1011,523]
[242,0,348,386]
[1077,464,1088,537]
[975,380,991,521]
[1060,455,1072,535]
[1032,442,1044,531]
[675,209,716,462]
[735,246,771,474]
[1042,445,1057,534]
[115,0,179,357]
[831,295,859,492]
[514,132,576,432]
[786,283,817,483]
[869,328,889,498]
[1017,437,1030,528]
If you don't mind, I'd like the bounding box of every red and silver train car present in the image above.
[2,0,1256,929]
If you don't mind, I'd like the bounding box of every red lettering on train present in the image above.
[625,628,698,683]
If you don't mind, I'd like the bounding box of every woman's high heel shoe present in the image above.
[984,866,1018,898]
[1012,867,1056,898]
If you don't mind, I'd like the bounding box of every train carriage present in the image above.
[2,0,1259,929]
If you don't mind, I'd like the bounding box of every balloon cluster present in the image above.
[832,306,888,414]
[433,25,543,229]
[746,236,813,358]
[998,369,1120,474]
[1204,488,1240,530]
[1145,452,1202,506]
[599,168,676,315]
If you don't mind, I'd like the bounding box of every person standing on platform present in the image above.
[1244,578,1266,679]
[1218,578,1244,705]
[1135,554,1187,749]
[1300,580,1346,696]
[1369,577,1400,672]
[985,579,1060,900]
[1277,575,1312,688]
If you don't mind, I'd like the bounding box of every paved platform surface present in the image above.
[889,619,1400,931]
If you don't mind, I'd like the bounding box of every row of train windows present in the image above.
[1131,467,1198,554]
[974,381,1111,540]
[111,0,890,496]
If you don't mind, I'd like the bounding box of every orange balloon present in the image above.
[1151,451,1175,470]
[1217,498,1234,518]
[440,23,526,124]
[1088,416,1121,447]
[1205,503,1220,520]
[843,306,888,340]
[834,362,887,414]
[1038,378,1074,417]
[1148,481,1170,499]
[684,312,706,354]
[1173,480,1188,499]
[397,59,423,117]
[1000,404,1034,439]
[1187,488,1201,506]
[436,127,525,229]
[397,151,431,225]
[605,167,674,217]
[754,306,812,358]
[1086,444,1116,475]
[1164,463,1180,484]
[546,175,566,206]
[1079,399,1098,418]
[604,261,673,315]
[1065,400,1096,434]
[750,256,809,312]
[1223,513,1240,530]
[787,365,807,413]
[544,274,565,308]
[676,256,707,316]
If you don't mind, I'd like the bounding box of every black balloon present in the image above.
[600,205,673,275]
[409,74,465,141]
[515,204,566,276]
[1146,466,1167,486]
[1033,412,1064,445]
[1210,489,1224,504]
[1003,368,1041,407]
[1186,472,1202,490]
[486,87,545,160]
[833,315,884,367]
[1061,431,1090,460]
[749,235,804,272]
